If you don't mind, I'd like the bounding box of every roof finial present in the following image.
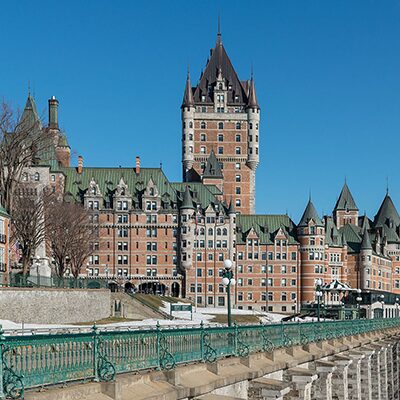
[386,176,389,195]
[309,188,312,202]
[216,14,222,45]
[28,80,31,96]
[251,63,254,79]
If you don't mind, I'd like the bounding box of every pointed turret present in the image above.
[360,226,372,250]
[180,185,195,210]
[374,192,400,228]
[227,199,235,215]
[21,94,41,129]
[334,182,358,211]
[247,76,259,109]
[181,71,194,108]
[298,199,323,227]
[202,150,223,179]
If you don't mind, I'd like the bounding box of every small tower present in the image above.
[297,198,325,303]
[179,186,195,271]
[202,149,224,194]
[246,74,260,171]
[181,71,195,178]
[359,226,372,290]
[333,182,358,229]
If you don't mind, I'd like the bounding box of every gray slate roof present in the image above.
[334,183,358,211]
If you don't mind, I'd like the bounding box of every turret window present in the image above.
[236,122,241,129]
[189,146,193,153]
[236,147,241,155]
[218,134,224,142]
[249,123,253,129]
[236,187,241,194]
[189,134,193,140]
[235,199,241,207]
[200,146,206,154]
[218,122,224,130]
[201,122,206,129]
[218,147,224,154]
[189,122,193,128]
[235,174,241,182]
[236,134,241,142]
[235,163,241,169]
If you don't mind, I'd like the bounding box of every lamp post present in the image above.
[380,294,385,319]
[315,279,323,322]
[221,259,235,327]
[356,288,362,319]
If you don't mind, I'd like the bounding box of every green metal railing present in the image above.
[1,318,400,399]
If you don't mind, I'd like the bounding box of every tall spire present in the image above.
[217,14,222,45]
[360,226,372,250]
[298,199,323,227]
[247,74,259,109]
[181,69,194,108]
[333,182,358,211]
[180,185,195,210]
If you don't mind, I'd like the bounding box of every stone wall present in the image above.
[0,288,110,324]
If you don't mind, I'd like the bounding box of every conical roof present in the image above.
[202,150,223,179]
[227,199,235,215]
[247,76,259,109]
[298,199,323,227]
[334,182,358,211]
[181,72,194,108]
[180,185,194,210]
[21,95,41,129]
[374,193,400,228]
[360,226,372,250]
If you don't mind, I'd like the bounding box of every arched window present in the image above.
[200,228,205,235]
[219,83,223,90]
[34,172,40,181]
[223,228,228,236]
[236,134,241,142]
[236,122,241,130]
[218,134,224,142]
[92,187,97,195]
[235,174,241,182]
[22,172,28,182]
[200,133,206,141]
[217,228,222,235]
[208,228,213,236]
[189,134,193,140]
[149,187,155,196]
[201,122,206,129]
[218,122,224,130]
[249,122,253,129]
[200,146,206,154]
[235,147,241,155]
[189,146,193,153]
[189,121,193,129]
[121,188,125,196]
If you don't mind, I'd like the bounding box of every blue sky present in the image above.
[1,0,400,221]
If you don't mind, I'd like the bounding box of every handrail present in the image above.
[0,317,399,399]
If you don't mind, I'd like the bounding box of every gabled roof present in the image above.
[324,216,343,247]
[334,182,358,211]
[193,34,248,105]
[236,215,298,245]
[374,193,400,228]
[298,199,323,227]
[202,150,223,179]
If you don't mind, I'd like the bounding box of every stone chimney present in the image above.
[78,155,83,174]
[136,156,140,174]
[48,96,59,129]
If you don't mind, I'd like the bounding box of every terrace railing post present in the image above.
[92,324,99,382]
[0,325,5,399]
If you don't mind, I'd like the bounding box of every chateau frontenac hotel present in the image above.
[11,31,400,313]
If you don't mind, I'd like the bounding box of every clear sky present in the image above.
[1,0,400,222]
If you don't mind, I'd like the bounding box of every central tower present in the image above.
[181,30,260,214]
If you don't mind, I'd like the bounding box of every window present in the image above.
[201,122,206,129]
[235,147,241,155]
[218,147,224,154]
[218,122,224,130]
[200,146,206,154]
[235,122,241,129]
[118,214,128,223]
[235,175,241,182]
[200,133,206,141]
[235,199,241,207]
[218,134,224,142]
[34,172,40,181]
[281,278,287,287]
[235,134,241,142]
[235,163,241,170]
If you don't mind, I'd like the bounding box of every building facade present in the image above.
[10,30,400,314]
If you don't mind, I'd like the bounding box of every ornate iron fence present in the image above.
[0,318,399,399]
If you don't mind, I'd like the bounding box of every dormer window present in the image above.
[201,95,206,102]
[219,83,223,90]
[121,188,125,196]
[149,188,154,196]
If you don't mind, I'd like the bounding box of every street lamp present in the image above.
[221,259,235,327]
[380,294,385,319]
[315,279,323,322]
[356,288,362,319]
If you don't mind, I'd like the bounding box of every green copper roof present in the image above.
[236,214,298,245]
[374,193,400,228]
[180,185,195,210]
[203,150,223,179]
[324,216,343,247]
[21,95,41,129]
[298,200,323,227]
[171,182,219,208]
[334,182,358,211]
[360,226,372,250]
[339,224,362,253]
[0,203,9,218]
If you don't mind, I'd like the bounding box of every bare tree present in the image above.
[0,101,53,214]
[46,199,94,278]
[11,188,47,275]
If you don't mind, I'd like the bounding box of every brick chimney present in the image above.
[48,96,59,129]
[78,155,83,174]
[136,156,140,174]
